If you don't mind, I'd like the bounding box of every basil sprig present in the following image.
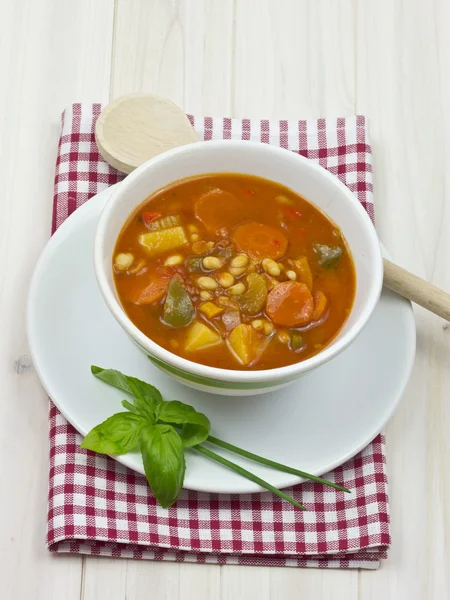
[82,366,350,509]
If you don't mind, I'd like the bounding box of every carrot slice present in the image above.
[233,222,288,260]
[312,290,328,321]
[129,277,170,305]
[266,281,314,327]
[195,188,247,234]
[125,267,172,305]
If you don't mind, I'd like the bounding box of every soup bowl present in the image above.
[94,140,383,396]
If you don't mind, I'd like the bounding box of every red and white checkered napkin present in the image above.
[48,104,389,569]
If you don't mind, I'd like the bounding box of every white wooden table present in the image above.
[1,1,449,598]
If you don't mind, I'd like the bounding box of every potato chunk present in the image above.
[185,321,222,352]
[227,323,260,366]
[138,226,188,257]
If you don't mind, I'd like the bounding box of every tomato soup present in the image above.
[113,174,356,370]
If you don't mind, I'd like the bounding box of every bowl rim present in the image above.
[94,140,383,384]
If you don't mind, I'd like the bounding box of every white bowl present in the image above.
[94,141,383,396]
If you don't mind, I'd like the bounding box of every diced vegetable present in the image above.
[266,281,314,327]
[312,291,328,321]
[290,331,304,352]
[236,273,268,315]
[142,211,161,226]
[186,256,204,271]
[185,321,222,352]
[192,240,210,254]
[162,279,195,327]
[222,310,241,331]
[146,215,181,231]
[233,222,288,260]
[129,275,171,305]
[199,302,223,319]
[216,243,233,262]
[227,324,261,366]
[293,256,313,290]
[195,189,247,234]
[138,226,188,257]
[314,244,343,269]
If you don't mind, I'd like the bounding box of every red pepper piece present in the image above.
[142,211,161,225]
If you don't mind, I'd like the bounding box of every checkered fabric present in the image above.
[48,104,388,569]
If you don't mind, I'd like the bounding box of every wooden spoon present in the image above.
[96,94,450,321]
[95,93,198,174]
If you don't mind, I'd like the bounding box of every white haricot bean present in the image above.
[206,241,215,249]
[229,266,246,277]
[231,254,249,268]
[202,256,223,270]
[200,290,213,300]
[190,233,200,242]
[217,272,235,288]
[277,330,290,344]
[164,254,184,266]
[227,282,246,296]
[286,269,297,281]
[197,276,218,290]
[262,258,281,277]
[114,252,134,271]
[263,321,275,336]
[251,319,264,331]
[187,224,199,233]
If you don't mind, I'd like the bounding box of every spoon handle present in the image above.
[383,258,450,321]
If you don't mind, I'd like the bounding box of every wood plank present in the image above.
[232,0,356,119]
[357,1,450,598]
[111,0,235,114]
[0,1,114,599]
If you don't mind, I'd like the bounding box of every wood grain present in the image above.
[357,1,450,599]
[383,258,450,321]
[95,93,198,173]
[1,0,449,598]
[0,1,114,599]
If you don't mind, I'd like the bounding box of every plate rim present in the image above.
[27,186,417,493]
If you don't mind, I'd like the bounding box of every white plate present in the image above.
[27,186,416,494]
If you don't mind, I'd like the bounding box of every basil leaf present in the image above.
[156,400,210,447]
[140,424,186,508]
[180,418,210,448]
[127,378,160,421]
[121,399,136,413]
[81,412,146,455]
[91,366,163,419]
